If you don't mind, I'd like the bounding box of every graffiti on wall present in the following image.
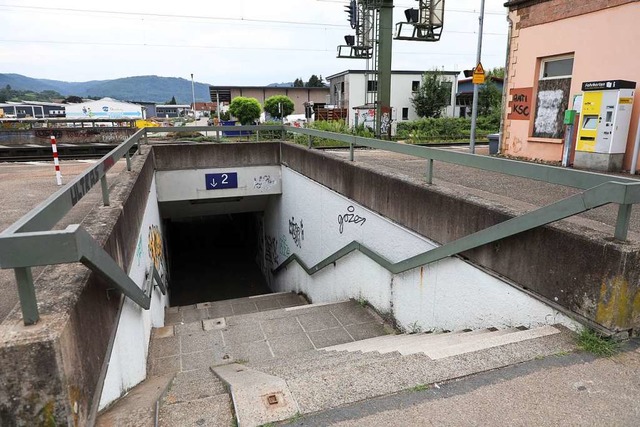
[135,235,144,267]
[337,205,367,234]
[279,235,291,258]
[288,217,304,248]
[265,235,279,267]
[254,175,277,191]
[507,87,532,120]
[148,224,163,268]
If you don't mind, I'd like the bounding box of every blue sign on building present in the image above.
[205,172,238,190]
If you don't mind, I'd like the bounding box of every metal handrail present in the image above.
[2,123,640,326]
[273,181,640,276]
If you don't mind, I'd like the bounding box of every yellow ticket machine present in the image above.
[575,80,635,171]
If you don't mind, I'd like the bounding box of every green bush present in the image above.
[396,115,500,144]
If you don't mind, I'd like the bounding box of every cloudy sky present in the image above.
[0,0,508,85]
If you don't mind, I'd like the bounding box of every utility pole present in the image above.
[469,0,486,153]
[376,0,394,139]
[190,73,196,119]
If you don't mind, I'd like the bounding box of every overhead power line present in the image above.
[0,38,502,56]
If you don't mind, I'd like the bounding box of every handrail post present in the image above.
[308,134,312,149]
[142,128,148,150]
[614,203,632,241]
[15,267,39,325]
[426,158,434,184]
[100,176,110,206]
[349,140,354,161]
[125,152,132,171]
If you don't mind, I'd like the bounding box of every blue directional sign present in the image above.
[205,172,238,190]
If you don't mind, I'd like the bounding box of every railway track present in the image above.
[0,143,135,163]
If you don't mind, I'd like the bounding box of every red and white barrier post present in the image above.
[50,135,62,186]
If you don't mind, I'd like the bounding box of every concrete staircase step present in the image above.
[285,326,575,414]
[164,292,309,326]
[425,325,561,359]
[96,374,173,427]
[262,350,401,380]
[322,328,491,354]
[393,328,518,356]
[223,299,355,326]
[248,348,351,370]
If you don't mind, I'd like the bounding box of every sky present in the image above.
[0,0,509,86]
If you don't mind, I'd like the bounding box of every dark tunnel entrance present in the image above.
[164,212,271,306]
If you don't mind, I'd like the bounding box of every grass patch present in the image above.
[577,329,619,357]
[357,296,368,308]
[411,384,430,392]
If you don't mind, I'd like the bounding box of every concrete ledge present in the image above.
[152,142,281,171]
[280,143,640,333]
[0,148,155,426]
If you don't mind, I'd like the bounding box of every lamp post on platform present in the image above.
[469,0,486,153]
[190,73,196,119]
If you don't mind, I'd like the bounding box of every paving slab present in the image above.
[96,374,173,427]
[213,363,299,427]
[158,394,234,427]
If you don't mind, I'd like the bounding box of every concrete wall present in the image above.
[0,127,136,145]
[502,2,640,169]
[98,175,168,410]
[153,142,280,171]
[0,149,156,426]
[279,143,640,334]
[262,166,575,332]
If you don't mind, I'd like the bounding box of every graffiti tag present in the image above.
[254,175,277,191]
[337,205,366,234]
[288,217,304,248]
[279,235,291,258]
[265,235,278,267]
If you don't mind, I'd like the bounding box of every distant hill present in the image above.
[0,74,211,104]
[267,82,294,88]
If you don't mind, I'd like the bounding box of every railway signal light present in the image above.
[345,0,357,29]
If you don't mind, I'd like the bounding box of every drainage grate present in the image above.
[266,394,279,405]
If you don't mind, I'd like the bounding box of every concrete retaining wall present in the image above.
[263,167,575,332]
[279,143,640,334]
[98,174,168,410]
[0,149,155,426]
[153,142,280,171]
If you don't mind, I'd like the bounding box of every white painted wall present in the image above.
[263,167,577,333]
[155,166,282,202]
[99,175,168,410]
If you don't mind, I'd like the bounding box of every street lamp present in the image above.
[190,73,196,119]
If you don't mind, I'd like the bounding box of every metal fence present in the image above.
[1,124,639,326]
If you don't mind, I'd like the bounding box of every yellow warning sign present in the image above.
[472,62,485,84]
[620,97,633,104]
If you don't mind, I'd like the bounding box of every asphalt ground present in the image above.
[0,159,126,322]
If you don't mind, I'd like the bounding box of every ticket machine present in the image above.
[574,80,635,171]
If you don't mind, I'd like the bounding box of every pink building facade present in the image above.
[502,0,640,171]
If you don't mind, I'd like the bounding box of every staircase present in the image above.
[97,292,576,427]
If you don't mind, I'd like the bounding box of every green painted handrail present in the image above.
[273,181,640,276]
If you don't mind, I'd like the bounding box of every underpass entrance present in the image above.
[164,212,270,306]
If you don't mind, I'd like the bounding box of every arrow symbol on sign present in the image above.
[211,179,217,188]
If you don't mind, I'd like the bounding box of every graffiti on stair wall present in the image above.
[289,217,304,248]
[253,174,277,192]
[279,235,291,258]
[337,205,367,234]
[148,224,164,269]
[265,235,279,267]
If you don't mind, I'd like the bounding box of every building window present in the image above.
[442,81,453,106]
[402,107,409,120]
[340,81,345,93]
[367,80,378,92]
[540,56,574,80]
[532,54,574,139]
[412,80,420,92]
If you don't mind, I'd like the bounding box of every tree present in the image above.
[63,95,83,104]
[487,67,505,79]
[293,78,304,88]
[411,71,451,118]
[167,96,177,105]
[228,96,262,125]
[305,74,326,87]
[478,80,502,116]
[263,95,294,120]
